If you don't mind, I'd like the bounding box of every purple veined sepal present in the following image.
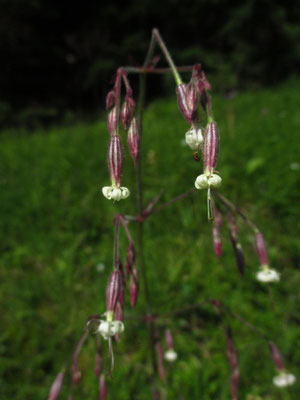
[106,89,116,110]
[108,135,124,187]
[130,267,139,307]
[47,370,65,400]
[203,121,220,177]
[107,107,118,136]
[255,231,269,267]
[186,81,199,120]
[121,95,135,131]
[106,270,122,313]
[269,342,284,371]
[127,117,140,167]
[176,83,193,124]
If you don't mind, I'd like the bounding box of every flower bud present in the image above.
[106,90,115,110]
[186,82,198,119]
[127,117,139,167]
[203,122,220,176]
[130,268,139,307]
[121,96,135,130]
[48,370,65,400]
[107,107,117,136]
[126,242,135,275]
[165,329,173,350]
[99,374,106,400]
[269,342,284,371]
[255,232,269,267]
[106,270,121,312]
[176,83,192,123]
[108,135,124,187]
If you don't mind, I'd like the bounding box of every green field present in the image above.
[1,78,300,399]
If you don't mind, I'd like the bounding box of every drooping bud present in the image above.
[106,90,116,110]
[269,342,284,371]
[130,268,139,307]
[48,370,65,400]
[108,135,124,186]
[255,232,269,266]
[107,107,117,136]
[203,121,220,176]
[99,374,106,400]
[126,242,135,275]
[165,329,173,350]
[226,327,240,400]
[127,117,139,167]
[228,213,245,277]
[121,96,135,130]
[155,342,166,382]
[192,64,211,95]
[176,83,192,123]
[106,270,121,312]
[186,82,198,119]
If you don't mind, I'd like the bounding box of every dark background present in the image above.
[0,0,299,127]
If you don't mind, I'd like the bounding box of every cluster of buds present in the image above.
[103,69,140,201]
[255,232,280,283]
[270,342,296,388]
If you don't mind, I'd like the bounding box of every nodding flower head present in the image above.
[97,316,124,340]
[273,371,296,388]
[102,186,130,201]
[195,173,222,190]
[256,265,280,283]
[185,124,203,151]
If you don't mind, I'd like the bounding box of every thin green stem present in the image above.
[152,28,182,85]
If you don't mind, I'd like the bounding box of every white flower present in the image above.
[185,125,203,150]
[256,266,280,283]
[195,173,222,190]
[97,319,124,340]
[164,349,178,362]
[102,186,130,201]
[273,371,296,387]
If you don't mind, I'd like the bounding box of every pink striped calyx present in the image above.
[121,95,135,131]
[186,82,199,120]
[270,342,284,371]
[255,232,269,266]
[106,89,116,110]
[176,83,193,124]
[203,121,220,176]
[108,135,124,187]
[106,270,121,313]
[127,117,139,167]
[107,106,118,136]
[130,268,139,307]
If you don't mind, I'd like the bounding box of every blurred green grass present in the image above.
[0,78,300,400]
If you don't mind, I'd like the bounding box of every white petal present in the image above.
[164,349,178,362]
[273,372,296,387]
[120,187,130,199]
[195,174,208,190]
[208,174,222,188]
[256,268,280,283]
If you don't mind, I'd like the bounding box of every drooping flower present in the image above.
[256,265,280,283]
[194,173,222,189]
[273,371,296,387]
[185,124,203,151]
[97,319,124,340]
[102,186,130,201]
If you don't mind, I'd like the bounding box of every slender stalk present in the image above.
[123,66,194,74]
[150,188,197,216]
[152,28,182,85]
[119,215,134,243]
[213,190,259,233]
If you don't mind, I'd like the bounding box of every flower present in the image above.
[195,173,222,189]
[185,125,203,150]
[256,265,280,283]
[97,319,124,340]
[273,371,296,387]
[102,186,130,201]
[164,349,178,362]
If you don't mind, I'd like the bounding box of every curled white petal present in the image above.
[273,372,296,387]
[195,174,208,189]
[208,174,222,188]
[185,125,203,150]
[98,320,125,340]
[102,186,130,201]
[256,267,280,283]
[164,349,178,362]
